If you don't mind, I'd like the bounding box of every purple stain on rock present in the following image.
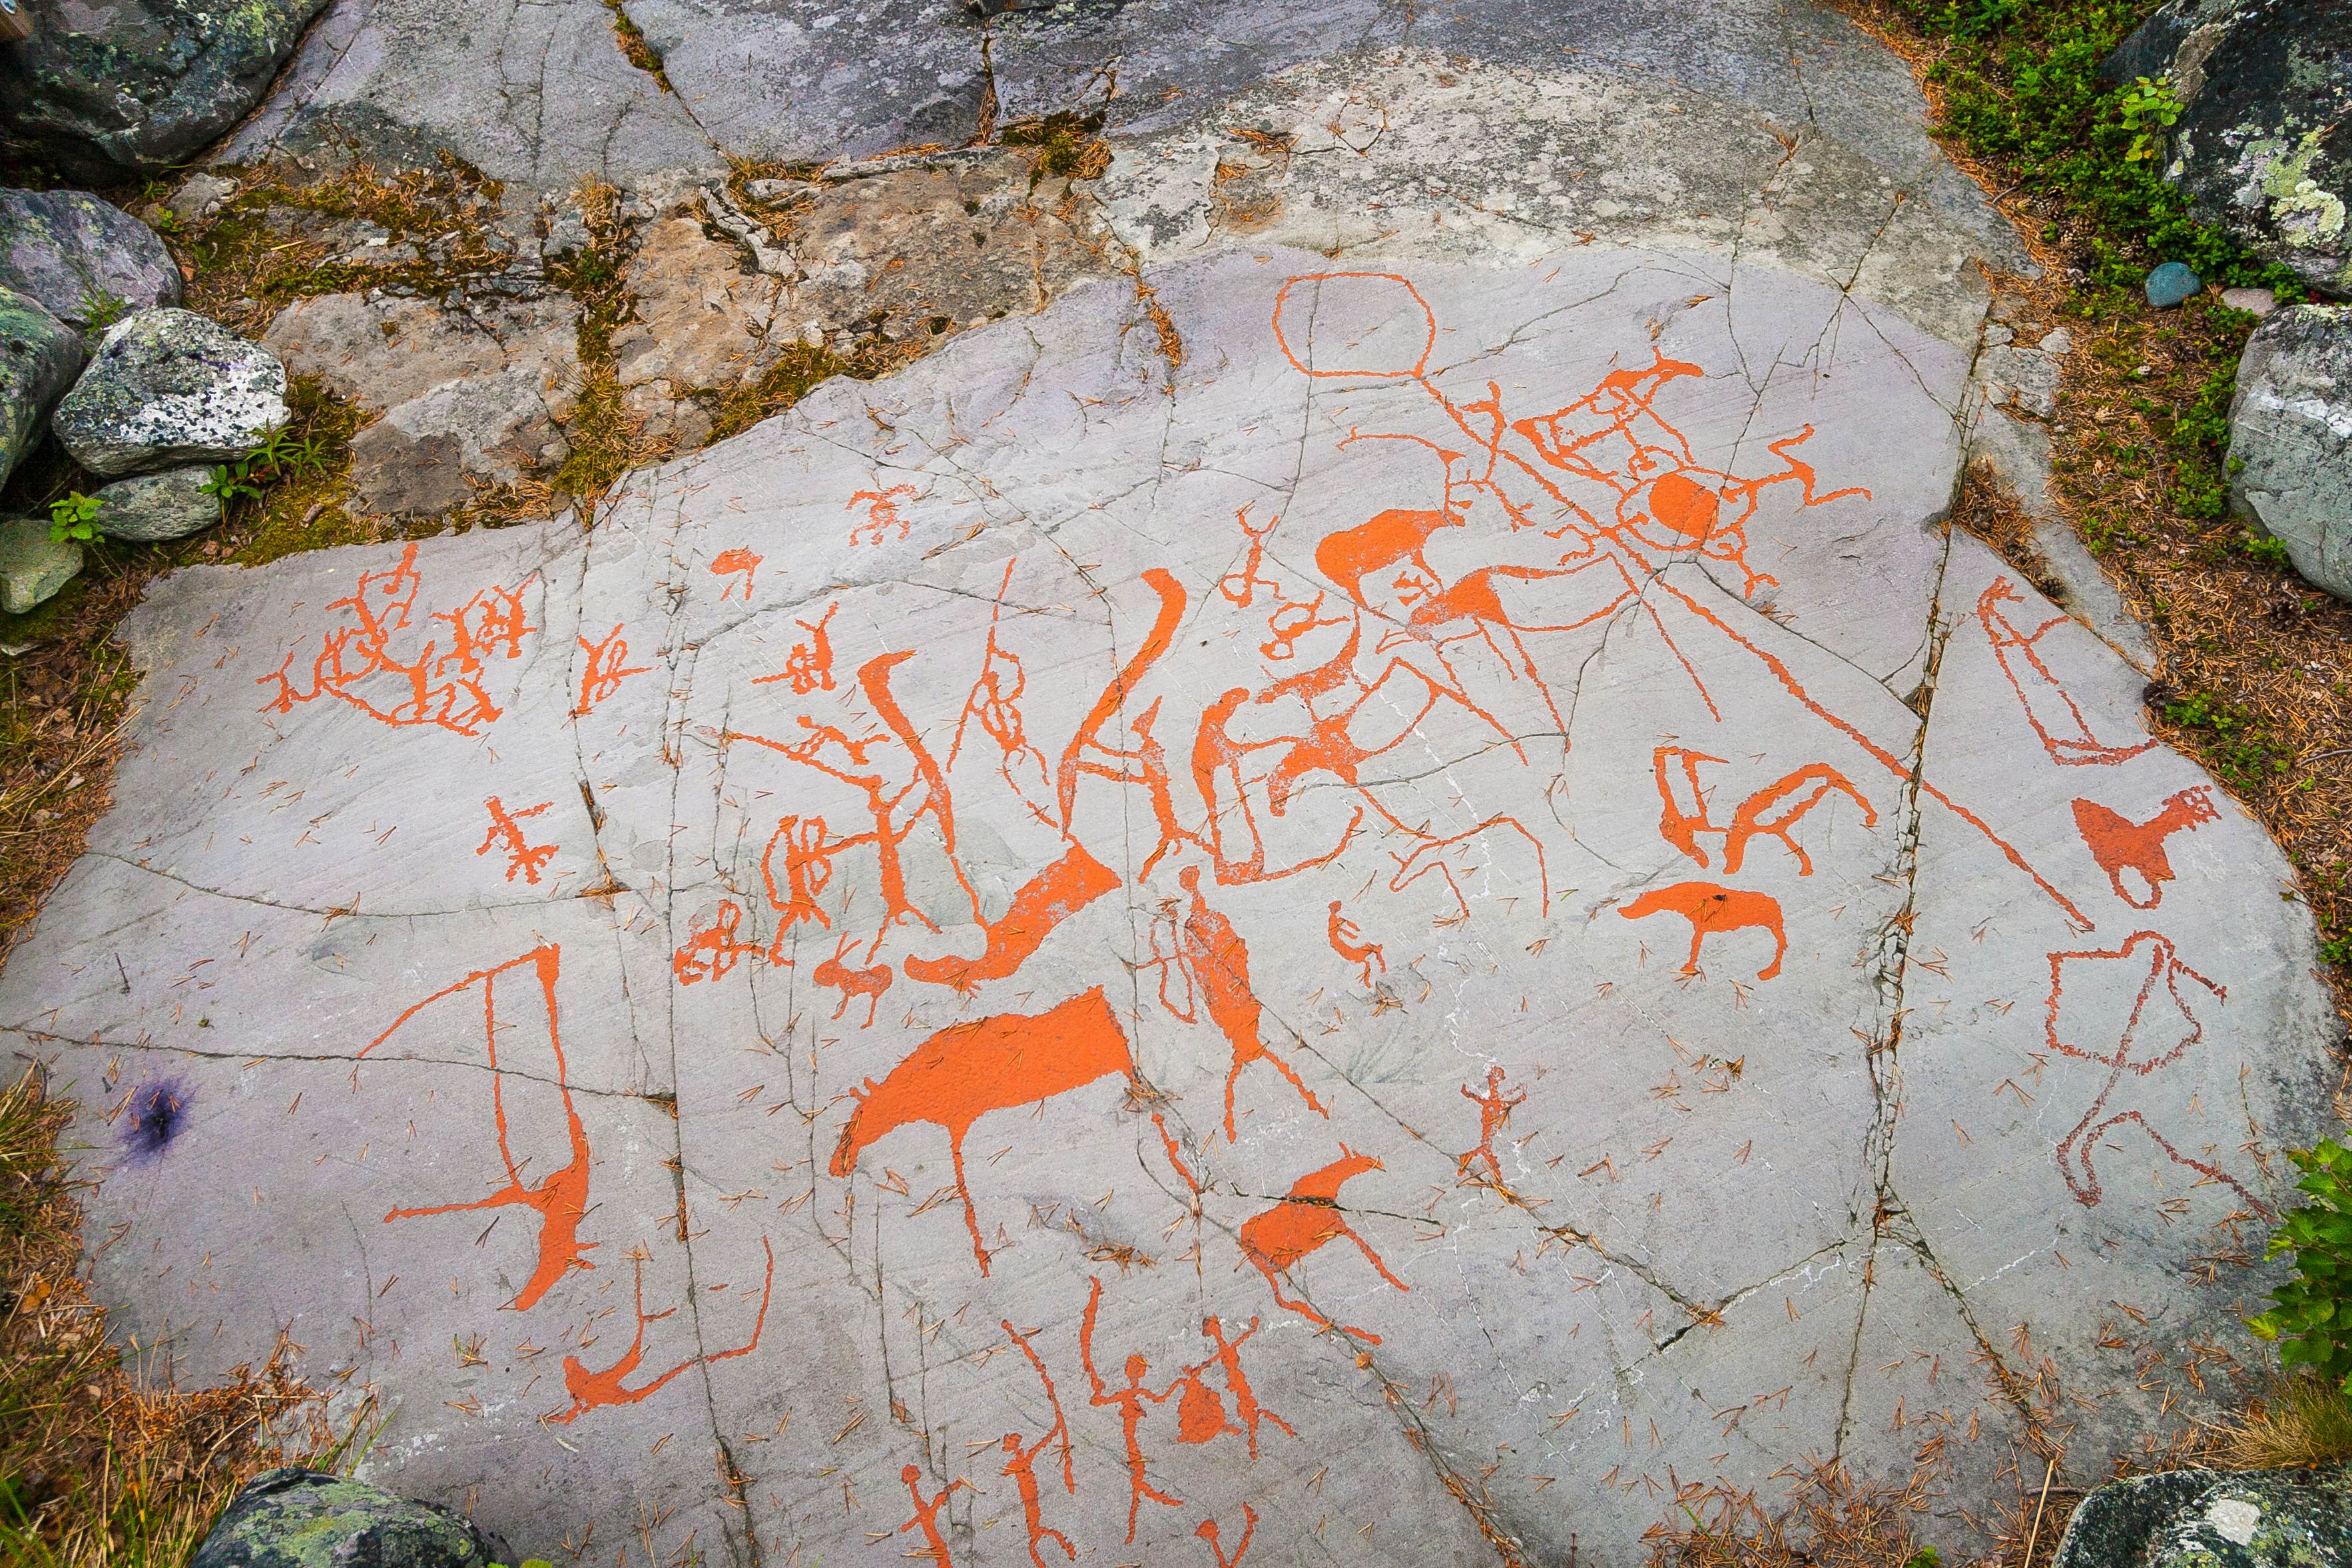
[119,1077,194,1165]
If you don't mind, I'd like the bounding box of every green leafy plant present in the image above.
[45,492,101,545]
[201,427,333,520]
[77,288,131,331]
[2119,74,2182,164]
[2249,1139,2352,1388]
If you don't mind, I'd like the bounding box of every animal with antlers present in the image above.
[812,929,894,1026]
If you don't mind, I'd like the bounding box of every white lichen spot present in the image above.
[2205,1497,2261,1546]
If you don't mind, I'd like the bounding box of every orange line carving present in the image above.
[359,945,593,1311]
[2072,787,2217,909]
[1456,1065,1526,1183]
[830,986,1137,1274]
[1618,882,1787,981]
[1177,866,1327,1140]
[1000,1319,1076,1565]
[672,898,765,985]
[1079,1276,1183,1541]
[477,796,556,884]
[2045,931,2265,1214]
[1238,1147,1407,1343]
[256,542,532,734]
[573,625,651,717]
[902,844,1119,995]
[752,604,838,695]
[1653,746,1877,876]
[1197,1504,1259,1568]
[1978,577,2159,768]
[848,485,918,547]
[1199,1314,1291,1458]
[1325,900,1385,988]
[547,1236,774,1423]
[897,1464,972,1568]
[711,547,761,601]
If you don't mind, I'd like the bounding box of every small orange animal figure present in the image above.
[2071,787,2219,909]
[671,898,764,985]
[831,986,1137,1274]
[1079,1277,1183,1541]
[812,929,893,1026]
[847,485,918,547]
[1197,1504,1259,1568]
[1651,746,1877,876]
[1179,866,1328,1140]
[897,1465,970,1568]
[477,795,557,884]
[710,547,760,601]
[1239,1147,1408,1343]
[1325,900,1385,987]
[547,1237,773,1424]
[1456,1064,1526,1183]
[1619,881,1787,981]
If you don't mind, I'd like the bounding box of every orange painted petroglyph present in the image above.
[812,929,894,1026]
[1456,1065,1526,1182]
[1326,900,1384,987]
[671,898,764,984]
[1653,747,1877,876]
[573,625,651,716]
[711,547,761,601]
[1171,1362,1238,1445]
[257,543,533,735]
[1001,1319,1077,1565]
[948,561,1056,826]
[1978,577,2158,769]
[1079,1276,1183,1541]
[1197,1504,1259,1568]
[1175,866,1326,1140]
[847,485,918,547]
[731,650,984,955]
[547,1237,774,1423]
[1262,272,2094,927]
[2045,931,2264,1214]
[2072,788,2219,910]
[1619,882,1787,981]
[758,814,834,956]
[359,945,593,1311]
[830,986,1137,1274]
[1199,1315,1291,1458]
[477,796,557,884]
[754,604,838,696]
[902,844,1119,995]
[898,1464,972,1568]
[1238,1147,1408,1343]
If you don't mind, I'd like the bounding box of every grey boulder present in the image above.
[2054,1465,2352,1567]
[90,466,220,543]
[2229,302,2352,599]
[0,0,333,181]
[0,188,182,328]
[187,1467,505,1568]
[2108,0,2351,298]
[0,514,82,615]
[52,308,288,478]
[0,285,84,491]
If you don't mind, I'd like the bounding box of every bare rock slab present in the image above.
[0,238,2333,1566]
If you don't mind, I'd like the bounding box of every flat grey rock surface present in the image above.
[1,238,2335,1566]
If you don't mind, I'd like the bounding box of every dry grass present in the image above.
[2201,1372,2352,1473]
[0,1067,332,1565]
[1645,1457,1937,1567]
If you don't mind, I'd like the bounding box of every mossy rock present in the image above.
[188,1468,508,1568]
[2054,1465,2352,1567]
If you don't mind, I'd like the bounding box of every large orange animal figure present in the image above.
[1239,1147,1408,1342]
[547,1238,773,1424]
[830,987,1138,1274]
[902,844,1119,993]
[1619,882,1787,981]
